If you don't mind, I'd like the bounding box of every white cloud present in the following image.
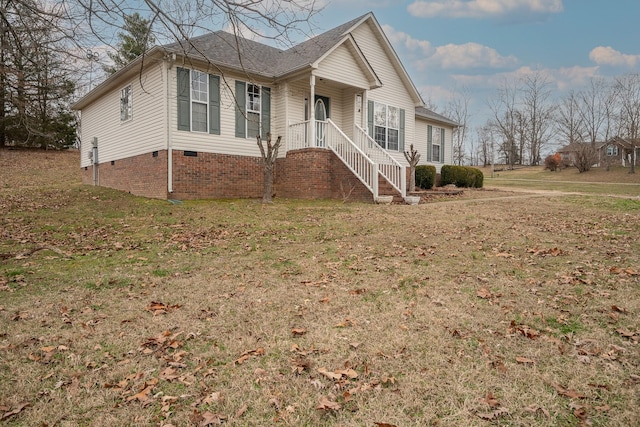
[418,84,459,106]
[407,0,563,20]
[381,24,432,56]
[554,65,600,90]
[427,42,518,69]
[450,65,599,91]
[589,46,640,68]
[382,24,515,71]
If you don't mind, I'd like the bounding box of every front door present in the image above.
[314,95,329,147]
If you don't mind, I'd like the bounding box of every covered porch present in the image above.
[280,73,407,202]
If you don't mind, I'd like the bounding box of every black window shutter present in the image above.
[177,68,190,131]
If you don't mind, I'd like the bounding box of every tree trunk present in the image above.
[403,144,420,192]
[257,133,282,203]
[263,164,274,203]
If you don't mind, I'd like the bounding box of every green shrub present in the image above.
[415,165,436,189]
[441,165,484,188]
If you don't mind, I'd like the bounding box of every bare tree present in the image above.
[556,90,585,146]
[476,124,493,167]
[444,88,470,166]
[403,143,420,191]
[522,72,554,165]
[573,142,598,173]
[74,0,318,56]
[488,79,519,169]
[577,77,614,144]
[613,73,640,173]
[257,132,282,203]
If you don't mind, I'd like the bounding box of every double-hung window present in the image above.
[246,84,261,138]
[607,145,618,156]
[176,68,220,134]
[368,101,404,151]
[235,81,270,139]
[120,85,132,121]
[373,102,399,150]
[428,125,445,163]
[191,70,208,132]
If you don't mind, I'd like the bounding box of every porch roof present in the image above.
[415,106,459,127]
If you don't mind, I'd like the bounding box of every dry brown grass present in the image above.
[1,150,639,426]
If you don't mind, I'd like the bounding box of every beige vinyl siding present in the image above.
[352,21,416,165]
[316,43,370,89]
[170,68,275,158]
[341,87,359,140]
[415,117,454,172]
[80,62,166,168]
[285,80,309,125]
[274,82,287,158]
[315,84,344,129]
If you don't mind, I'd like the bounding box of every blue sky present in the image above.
[312,0,640,142]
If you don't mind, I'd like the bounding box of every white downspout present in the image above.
[310,74,315,147]
[166,55,174,194]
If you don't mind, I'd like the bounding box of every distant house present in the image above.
[558,138,639,167]
[599,137,640,167]
[73,12,458,202]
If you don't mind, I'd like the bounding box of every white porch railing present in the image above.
[286,120,408,199]
[325,120,378,198]
[288,120,311,151]
[354,125,406,197]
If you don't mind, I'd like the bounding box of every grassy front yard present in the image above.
[1,150,639,426]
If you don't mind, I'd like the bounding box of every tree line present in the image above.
[449,71,640,174]
[0,0,316,150]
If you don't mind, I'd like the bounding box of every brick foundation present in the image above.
[171,150,264,200]
[275,148,374,203]
[81,151,168,199]
[81,148,379,202]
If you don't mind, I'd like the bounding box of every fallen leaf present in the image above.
[316,396,341,411]
[616,328,639,341]
[524,405,550,418]
[317,367,342,380]
[198,411,227,426]
[516,356,536,365]
[495,252,514,258]
[483,392,500,407]
[336,368,358,379]
[291,327,307,336]
[335,318,354,328]
[550,383,585,399]
[146,301,182,315]
[1,402,30,420]
[235,404,248,418]
[374,423,398,427]
[476,407,509,420]
[235,347,265,364]
[611,305,628,314]
[477,287,492,299]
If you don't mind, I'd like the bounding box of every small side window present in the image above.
[120,85,132,121]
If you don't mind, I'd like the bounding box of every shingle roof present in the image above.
[415,106,459,127]
[162,13,369,78]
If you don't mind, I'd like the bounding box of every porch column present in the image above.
[310,74,316,147]
[362,90,368,132]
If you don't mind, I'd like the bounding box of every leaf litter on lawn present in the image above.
[1,151,639,425]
